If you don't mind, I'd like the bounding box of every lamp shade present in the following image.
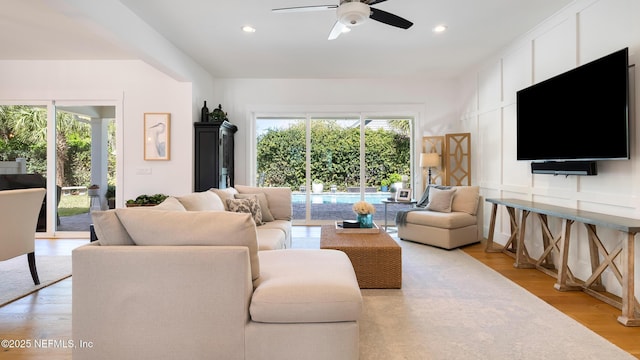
[420,153,440,167]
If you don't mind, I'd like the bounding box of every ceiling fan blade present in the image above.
[369,8,413,29]
[272,5,337,13]
[366,0,388,5]
[328,20,348,40]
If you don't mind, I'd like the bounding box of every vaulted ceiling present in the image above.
[1,0,574,79]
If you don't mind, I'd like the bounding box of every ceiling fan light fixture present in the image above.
[337,2,370,27]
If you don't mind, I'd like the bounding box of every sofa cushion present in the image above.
[425,187,457,213]
[114,209,260,279]
[256,228,286,250]
[227,198,263,226]
[258,220,291,248]
[251,249,362,323]
[91,210,135,246]
[154,196,187,211]
[209,187,239,211]
[405,210,477,229]
[235,193,275,222]
[235,185,292,221]
[176,190,225,211]
[451,186,480,215]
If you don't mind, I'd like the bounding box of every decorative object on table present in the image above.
[334,221,380,234]
[341,220,360,228]
[210,104,228,123]
[125,193,169,207]
[144,113,171,161]
[200,101,209,122]
[353,201,376,228]
[395,188,412,202]
[420,152,440,186]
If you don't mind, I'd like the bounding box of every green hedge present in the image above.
[257,120,410,190]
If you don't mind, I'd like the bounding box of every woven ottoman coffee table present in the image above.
[320,225,402,289]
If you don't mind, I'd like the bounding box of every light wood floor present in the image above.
[1,233,639,359]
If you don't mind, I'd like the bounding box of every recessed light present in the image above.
[433,25,447,33]
[242,25,256,33]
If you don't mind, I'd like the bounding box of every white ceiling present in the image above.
[1,0,574,79]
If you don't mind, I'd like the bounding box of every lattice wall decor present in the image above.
[422,132,471,187]
[444,133,471,186]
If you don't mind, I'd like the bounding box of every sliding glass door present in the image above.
[256,114,413,225]
[0,102,116,237]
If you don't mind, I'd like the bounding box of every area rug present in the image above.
[358,239,635,360]
[0,255,71,307]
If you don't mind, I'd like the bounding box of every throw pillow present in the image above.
[451,186,480,215]
[426,187,457,213]
[235,193,274,222]
[235,185,292,221]
[209,187,239,211]
[90,210,135,245]
[176,190,225,211]
[417,184,452,207]
[154,196,187,211]
[227,198,263,226]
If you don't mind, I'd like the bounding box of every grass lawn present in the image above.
[58,194,90,216]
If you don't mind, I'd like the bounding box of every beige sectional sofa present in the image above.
[397,185,482,249]
[73,189,363,360]
[106,185,294,250]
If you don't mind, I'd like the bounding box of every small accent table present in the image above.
[381,199,417,232]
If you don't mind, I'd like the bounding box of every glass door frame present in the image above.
[252,105,422,226]
[50,100,122,239]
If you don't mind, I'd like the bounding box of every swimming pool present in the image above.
[291,192,392,204]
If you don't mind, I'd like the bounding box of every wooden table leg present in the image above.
[554,219,580,291]
[485,203,499,252]
[618,232,640,326]
[584,224,606,292]
[514,210,534,269]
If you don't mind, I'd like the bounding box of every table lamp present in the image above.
[420,152,440,185]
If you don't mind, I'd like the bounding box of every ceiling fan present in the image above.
[272,0,413,40]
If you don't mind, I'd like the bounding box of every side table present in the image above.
[381,199,417,232]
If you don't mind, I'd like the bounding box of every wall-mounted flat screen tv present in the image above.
[517,47,629,161]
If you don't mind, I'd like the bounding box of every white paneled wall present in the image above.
[458,0,640,297]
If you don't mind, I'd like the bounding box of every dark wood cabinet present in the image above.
[194,121,238,191]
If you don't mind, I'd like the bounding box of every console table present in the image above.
[485,198,640,326]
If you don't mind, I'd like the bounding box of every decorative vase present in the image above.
[357,213,373,228]
[201,101,209,122]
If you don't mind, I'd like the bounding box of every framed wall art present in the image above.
[144,113,170,160]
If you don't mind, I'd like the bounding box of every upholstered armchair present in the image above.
[0,188,46,285]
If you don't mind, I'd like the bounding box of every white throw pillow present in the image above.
[154,196,187,211]
[426,187,457,213]
[176,190,225,211]
[209,187,239,210]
